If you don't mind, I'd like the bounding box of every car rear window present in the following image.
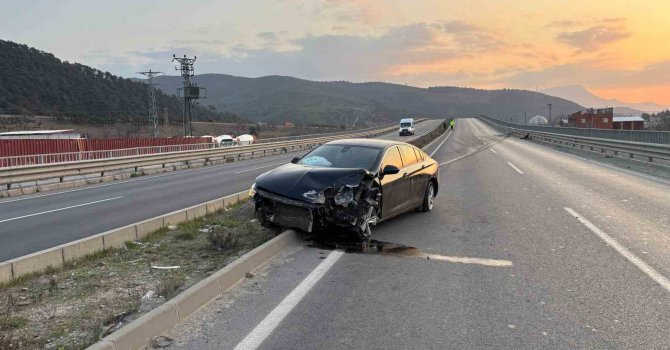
[414,147,425,161]
[299,144,382,170]
[399,145,418,166]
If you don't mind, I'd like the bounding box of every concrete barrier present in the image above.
[103,303,181,350]
[62,236,104,262]
[186,204,207,221]
[85,341,114,350]
[103,226,137,249]
[12,247,63,278]
[1,190,247,283]
[163,211,187,226]
[170,274,222,320]
[89,230,299,350]
[0,262,12,284]
[135,217,165,240]
[205,198,225,214]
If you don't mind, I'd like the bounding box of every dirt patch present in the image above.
[0,200,276,350]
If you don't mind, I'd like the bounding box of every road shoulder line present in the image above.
[564,207,670,294]
[234,250,344,350]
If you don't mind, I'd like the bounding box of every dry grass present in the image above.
[0,199,275,350]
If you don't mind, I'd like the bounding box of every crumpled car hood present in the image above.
[255,163,372,203]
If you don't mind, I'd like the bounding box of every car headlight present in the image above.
[303,190,326,204]
[334,186,355,206]
[249,183,257,198]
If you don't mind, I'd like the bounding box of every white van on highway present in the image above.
[399,118,415,136]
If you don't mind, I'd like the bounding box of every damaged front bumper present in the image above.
[252,178,380,234]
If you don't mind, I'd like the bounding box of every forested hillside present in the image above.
[154,74,583,126]
[0,40,244,123]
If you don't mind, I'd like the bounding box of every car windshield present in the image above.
[400,122,411,127]
[298,144,382,170]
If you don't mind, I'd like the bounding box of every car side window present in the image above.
[399,145,418,166]
[381,146,403,170]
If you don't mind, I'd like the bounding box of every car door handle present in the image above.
[403,172,409,177]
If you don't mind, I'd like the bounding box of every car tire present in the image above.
[419,181,435,212]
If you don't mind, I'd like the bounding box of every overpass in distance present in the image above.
[2,118,669,348]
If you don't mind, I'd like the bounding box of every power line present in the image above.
[172,54,206,136]
[137,69,164,137]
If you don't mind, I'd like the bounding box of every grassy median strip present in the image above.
[0,199,275,350]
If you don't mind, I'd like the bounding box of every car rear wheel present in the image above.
[419,181,435,212]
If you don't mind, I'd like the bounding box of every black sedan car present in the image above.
[250,139,439,239]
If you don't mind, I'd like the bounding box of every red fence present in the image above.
[0,137,212,167]
[0,137,211,157]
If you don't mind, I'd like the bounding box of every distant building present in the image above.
[612,116,645,130]
[565,108,614,129]
[0,129,81,139]
[564,108,645,130]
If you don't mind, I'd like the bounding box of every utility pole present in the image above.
[137,69,164,138]
[547,104,552,125]
[172,55,205,136]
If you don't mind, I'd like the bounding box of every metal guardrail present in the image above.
[0,123,404,188]
[479,115,670,144]
[0,121,410,168]
[479,117,670,166]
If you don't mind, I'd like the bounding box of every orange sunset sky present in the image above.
[2,0,669,105]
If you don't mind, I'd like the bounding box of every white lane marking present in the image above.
[490,148,498,154]
[507,162,524,174]
[234,251,344,350]
[0,196,123,223]
[564,208,670,294]
[429,128,454,157]
[234,162,286,174]
[425,254,512,267]
[422,123,450,150]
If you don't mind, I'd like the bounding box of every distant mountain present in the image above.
[540,85,668,114]
[154,74,582,126]
[0,40,245,123]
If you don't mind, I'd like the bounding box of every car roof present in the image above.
[325,138,408,149]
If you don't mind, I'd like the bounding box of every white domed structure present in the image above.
[528,115,548,126]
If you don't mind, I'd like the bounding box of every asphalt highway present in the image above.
[162,118,670,350]
[0,120,444,261]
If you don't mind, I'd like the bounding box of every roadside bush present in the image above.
[207,227,241,253]
[156,273,185,300]
[175,220,202,240]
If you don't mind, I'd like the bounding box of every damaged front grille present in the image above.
[254,173,380,234]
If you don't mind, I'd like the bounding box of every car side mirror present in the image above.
[291,157,300,164]
[381,164,400,175]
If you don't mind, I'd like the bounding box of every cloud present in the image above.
[556,24,631,50]
[440,20,503,50]
[500,60,670,89]
[319,0,382,24]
